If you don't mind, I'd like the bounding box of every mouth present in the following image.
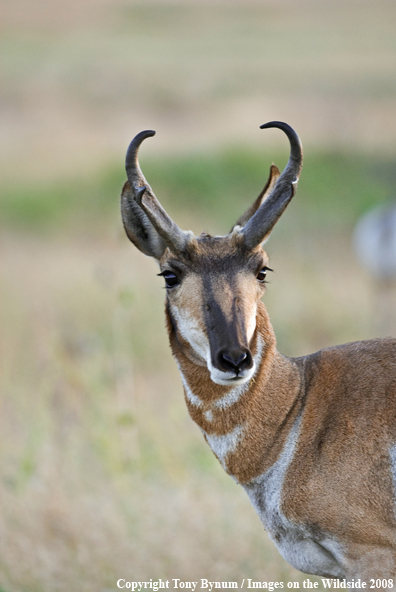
[209,363,256,386]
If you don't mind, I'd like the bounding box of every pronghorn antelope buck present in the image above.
[121,122,396,582]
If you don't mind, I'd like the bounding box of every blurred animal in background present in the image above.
[354,202,396,336]
[120,122,396,581]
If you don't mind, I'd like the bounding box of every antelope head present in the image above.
[121,122,303,386]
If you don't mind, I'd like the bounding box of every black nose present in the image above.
[217,349,253,374]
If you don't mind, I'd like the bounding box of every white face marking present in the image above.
[177,364,203,408]
[244,415,345,577]
[204,410,213,422]
[172,301,258,386]
[170,303,209,364]
[246,303,257,344]
[168,264,263,386]
[204,424,244,471]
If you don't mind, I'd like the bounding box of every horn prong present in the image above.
[241,121,303,249]
[135,185,147,205]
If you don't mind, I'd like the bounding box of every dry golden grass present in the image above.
[2,0,396,588]
[0,230,300,590]
[0,214,390,590]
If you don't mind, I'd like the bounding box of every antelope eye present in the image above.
[161,271,179,288]
[257,267,268,283]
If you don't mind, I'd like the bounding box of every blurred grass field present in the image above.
[1,145,395,591]
[2,1,396,590]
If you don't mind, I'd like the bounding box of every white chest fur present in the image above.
[179,341,346,577]
[243,416,345,577]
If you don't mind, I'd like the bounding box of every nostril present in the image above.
[222,352,247,371]
[218,350,251,374]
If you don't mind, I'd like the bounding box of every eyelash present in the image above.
[257,266,273,283]
[158,271,179,288]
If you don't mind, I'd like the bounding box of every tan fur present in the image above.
[168,291,396,576]
[161,237,396,577]
[282,340,396,546]
[168,302,302,483]
[121,122,396,580]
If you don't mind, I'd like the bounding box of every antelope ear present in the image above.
[231,165,280,231]
[121,181,167,259]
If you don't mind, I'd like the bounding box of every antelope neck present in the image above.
[166,300,304,484]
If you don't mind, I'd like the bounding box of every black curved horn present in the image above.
[241,121,303,249]
[124,130,192,255]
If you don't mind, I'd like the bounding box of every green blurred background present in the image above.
[2,1,396,590]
